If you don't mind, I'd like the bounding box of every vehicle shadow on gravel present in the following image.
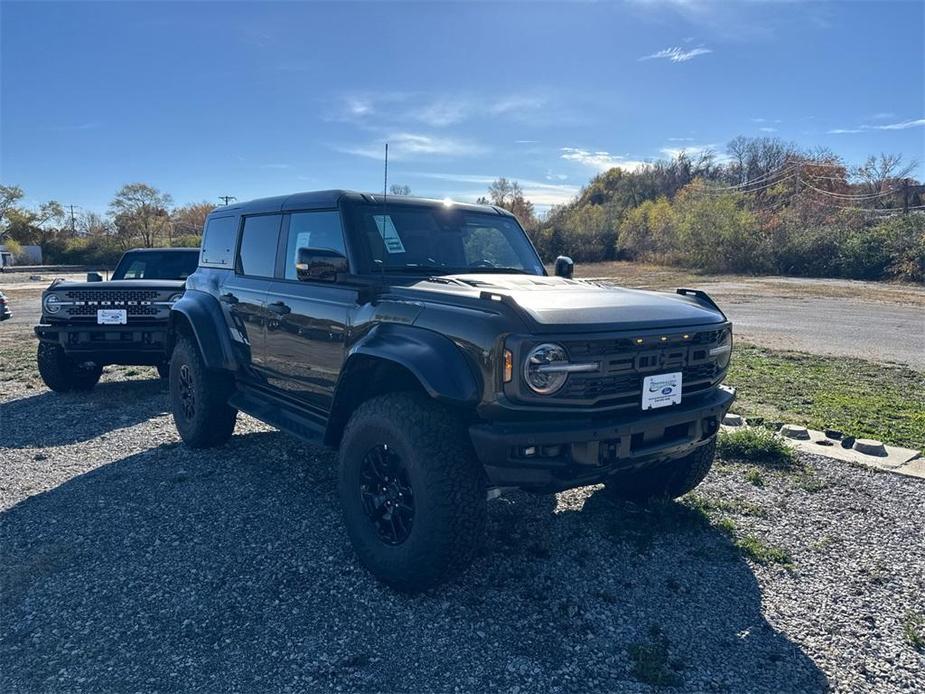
[0,378,168,448]
[0,431,829,693]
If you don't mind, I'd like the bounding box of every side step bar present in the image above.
[228,386,327,443]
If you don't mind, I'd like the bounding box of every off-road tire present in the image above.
[37,342,103,392]
[604,438,717,503]
[170,335,237,448]
[156,362,170,379]
[338,392,487,592]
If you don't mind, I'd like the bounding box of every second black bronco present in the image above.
[169,191,734,590]
[36,247,198,392]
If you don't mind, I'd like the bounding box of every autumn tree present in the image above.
[109,183,172,248]
[170,201,214,241]
[481,177,537,229]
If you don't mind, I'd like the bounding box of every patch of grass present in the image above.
[728,343,925,451]
[717,427,795,467]
[744,469,765,487]
[735,534,793,568]
[628,626,684,688]
[903,611,925,652]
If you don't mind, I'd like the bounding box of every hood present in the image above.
[46,279,187,292]
[408,274,725,331]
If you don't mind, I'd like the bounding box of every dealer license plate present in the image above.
[97,309,127,325]
[642,372,682,410]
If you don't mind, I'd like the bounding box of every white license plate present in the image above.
[642,372,682,410]
[97,309,127,325]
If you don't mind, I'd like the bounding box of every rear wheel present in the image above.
[338,393,487,592]
[169,335,237,448]
[604,439,717,502]
[37,342,103,393]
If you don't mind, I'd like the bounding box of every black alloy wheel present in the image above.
[359,444,415,545]
[177,363,196,421]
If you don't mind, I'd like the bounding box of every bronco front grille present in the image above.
[518,326,730,407]
[59,289,167,319]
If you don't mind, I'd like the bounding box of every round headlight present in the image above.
[523,343,570,395]
[167,292,183,304]
[44,294,63,314]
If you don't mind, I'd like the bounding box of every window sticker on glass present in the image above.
[374,215,406,254]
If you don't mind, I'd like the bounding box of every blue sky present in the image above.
[2,0,923,214]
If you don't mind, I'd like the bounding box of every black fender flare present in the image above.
[344,323,480,404]
[168,290,237,371]
[324,323,481,446]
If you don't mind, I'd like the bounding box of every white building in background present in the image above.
[0,244,43,266]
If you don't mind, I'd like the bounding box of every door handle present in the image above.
[220,292,239,305]
[268,301,291,315]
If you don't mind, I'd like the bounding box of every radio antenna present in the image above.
[383,143,389,200]
[379,143,389,279]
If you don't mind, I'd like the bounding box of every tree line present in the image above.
[2,136,922,280]
[482,138,923,282]
[0,183,214,266]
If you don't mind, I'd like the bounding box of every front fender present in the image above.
[345,323,481,405]
[169,290,237,371]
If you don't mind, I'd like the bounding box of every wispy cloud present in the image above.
[328,92,548,128]
[667,137,694,142]
[259,163,292,169]
[659,143,719,160]
[758,127,778,133]
[870,118,925,131]
[640,46,712,63]
[412,172,579,207]
[828,117,925,134]
[340,133,488,161]
[870,112,895,120]
[560,148,649,172]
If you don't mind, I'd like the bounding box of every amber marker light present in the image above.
[503,349,514,383]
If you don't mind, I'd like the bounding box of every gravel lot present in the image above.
[1,345,924,692]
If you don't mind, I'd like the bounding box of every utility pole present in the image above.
[902,178,909,215]
[69,204,76,235]
[218,195,236,206]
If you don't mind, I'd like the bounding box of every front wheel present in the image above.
[338,393,487,592]
[604,438,717,502]
[37,342,103,393]
[169,335,237,448]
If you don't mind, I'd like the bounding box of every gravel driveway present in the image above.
[1,365,923,692]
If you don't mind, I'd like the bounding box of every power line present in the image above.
[799,180,900,199]
[218,195,236,206]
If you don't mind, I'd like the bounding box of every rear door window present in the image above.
[200,216,238,267]
[236,215,283,278]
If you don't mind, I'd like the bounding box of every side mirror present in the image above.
[295,247,348,282]
[86,272,103,282]
[554,255,574,279]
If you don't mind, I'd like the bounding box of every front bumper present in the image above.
[34,322,170,365]
[469,385,735,492]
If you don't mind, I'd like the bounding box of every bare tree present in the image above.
[388,184,412,196]
[171,201,214,241]
[484,178,537,228]
[852,154,917,194]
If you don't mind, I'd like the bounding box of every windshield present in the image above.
[348,204,544,275]
[112,250,199,280]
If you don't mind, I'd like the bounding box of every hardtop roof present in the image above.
[206,190,514,220]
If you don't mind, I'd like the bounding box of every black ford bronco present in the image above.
[35,247,198,392]
[169,191,734,590]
